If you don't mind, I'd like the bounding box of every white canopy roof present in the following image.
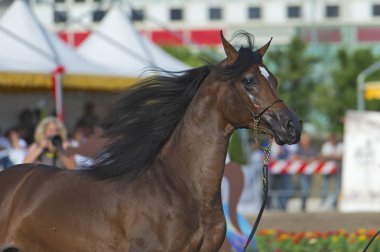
[0,0,121,76]
[77,5,189,77]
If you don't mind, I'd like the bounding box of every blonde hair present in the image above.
[34,117,67,143]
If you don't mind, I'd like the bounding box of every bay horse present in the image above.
[0,31,301,252]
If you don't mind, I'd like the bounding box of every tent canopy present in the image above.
[77,5,189,77]
[0,0,136,91]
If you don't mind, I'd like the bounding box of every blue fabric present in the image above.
[0,156,13,169]
[223,203,258,252]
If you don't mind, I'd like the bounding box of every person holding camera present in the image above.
[23,117,76,169]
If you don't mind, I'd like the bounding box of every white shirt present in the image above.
[321,141,343,158]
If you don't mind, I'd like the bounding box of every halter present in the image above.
[243,98,282,251]
[229,49,282,249]
[246,99,283,123]
[243,99,380,252]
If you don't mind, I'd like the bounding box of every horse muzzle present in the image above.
[263,108,302,145]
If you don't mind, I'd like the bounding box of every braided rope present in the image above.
[243,118,273,251]
[253,118,273,165]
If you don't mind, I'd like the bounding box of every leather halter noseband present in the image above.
[246,98,283,122]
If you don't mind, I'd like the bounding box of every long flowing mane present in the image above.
[88,66,211,180]
[88,31,258,181]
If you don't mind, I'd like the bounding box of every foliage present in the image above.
[161,45,222,67]
[256,228,380,252]
[266,38,380,134]
[315,48,380,132]
[266,37,320,125]
[228,131,246,164]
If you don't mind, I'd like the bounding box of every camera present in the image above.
[48,135,63,150]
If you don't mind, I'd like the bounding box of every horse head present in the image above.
[217,32,301,145]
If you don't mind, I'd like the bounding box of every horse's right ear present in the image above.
[221,31,238,64]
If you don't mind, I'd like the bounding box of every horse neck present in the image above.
[159,82,234,203]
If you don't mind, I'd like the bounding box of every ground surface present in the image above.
[252,211,380,232]
[242,198,380,232]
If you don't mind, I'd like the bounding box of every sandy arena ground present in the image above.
[244,198,380,232]
[253,211,380,232]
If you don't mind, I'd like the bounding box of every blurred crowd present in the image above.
[245,132,344,212]
[0,102,102,171]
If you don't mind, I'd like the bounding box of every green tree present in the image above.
[315,48,380,132]
[266,37,319,124]
[228,131,246,164]
[161,46,222,67]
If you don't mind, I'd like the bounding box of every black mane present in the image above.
[88,31,260,181]
[87,66,211,180]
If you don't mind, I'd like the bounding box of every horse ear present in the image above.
[220,31,238,64]
[256,37,273,57]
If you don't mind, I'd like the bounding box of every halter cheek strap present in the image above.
[231,77,282,122]
[231,79,284,250]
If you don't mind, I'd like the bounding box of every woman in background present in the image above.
[23,117,76,169]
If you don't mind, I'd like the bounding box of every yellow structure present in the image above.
[365,81,380,100]
[0,72,138,92]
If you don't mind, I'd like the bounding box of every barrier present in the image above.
[269,160,338,175]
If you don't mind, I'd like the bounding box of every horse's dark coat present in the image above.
[0,31,301,252]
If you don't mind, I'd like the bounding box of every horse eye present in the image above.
[242,77,256,87]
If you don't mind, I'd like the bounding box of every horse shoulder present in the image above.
[124,166,226,251]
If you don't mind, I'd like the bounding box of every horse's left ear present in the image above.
[256,37,273,57]
[220,31,238,64]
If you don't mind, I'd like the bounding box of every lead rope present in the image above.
[362,229,380,252]
[243,119,380,252]
[243,116,272,251]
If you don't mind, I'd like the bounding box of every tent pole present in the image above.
[52,66,65,121]
[27,0,64,121]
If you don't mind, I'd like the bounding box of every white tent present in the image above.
[0,0,128,76]
[77,5,189,77]
[0,0,137,121]
[0,0,136,91]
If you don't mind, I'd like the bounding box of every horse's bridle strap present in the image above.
[247,98,283,121]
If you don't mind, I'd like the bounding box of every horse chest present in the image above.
[122,200,226,252]
[173,203,225,251]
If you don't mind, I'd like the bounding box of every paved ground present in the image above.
[245,198,380,232]
[252,211,380,232]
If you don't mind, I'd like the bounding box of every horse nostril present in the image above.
[287,120,297,137]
